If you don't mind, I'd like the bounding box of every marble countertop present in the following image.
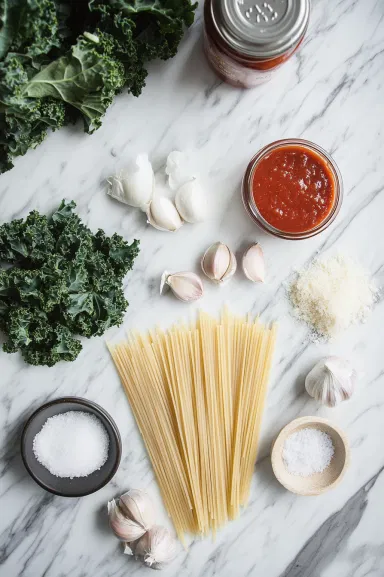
[1,1,384,576]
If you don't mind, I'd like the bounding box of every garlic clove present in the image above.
[201,242,237,284]
[107,154,154,211]
[119,489,155,532]
[135,525,177,569]
[107,499,146,542]
[175,178,207,223]
[147,197,183,232]
[161,271,203,302]
[242,243,265,283]
[305,356,356,407]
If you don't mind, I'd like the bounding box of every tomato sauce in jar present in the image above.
[252,145,335,233]
[242,139,343,240]
[204,0,310,88]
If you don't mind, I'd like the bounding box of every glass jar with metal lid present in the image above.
[204,0,310,88]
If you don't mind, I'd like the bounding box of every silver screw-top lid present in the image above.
[210,0,310,59]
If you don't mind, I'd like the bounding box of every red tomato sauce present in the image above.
[252,145,336,233]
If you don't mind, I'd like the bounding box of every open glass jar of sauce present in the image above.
[204,0,310,88]
[242,139,343,240]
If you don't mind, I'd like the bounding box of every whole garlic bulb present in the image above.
[119,489,155,532]
[305,357,356,407]
[201,242,237,284]
[175,178,207,223]
[135,525,177,568]
[107,499,147,541]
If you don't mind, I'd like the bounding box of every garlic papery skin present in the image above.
[160,271,203,303]
[123,542,134,556]
[305,357,356,407]
[119,489,155,532]
[107,154,154,211]
[201,242,237,284]
[175,178,207,223]
[147,197,183,232]
[107,499,146,542]
[135,525,177,569]
[242,243,265,283]
[166,150,195,191]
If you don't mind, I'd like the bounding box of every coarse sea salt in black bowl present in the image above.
[21,397,121,497]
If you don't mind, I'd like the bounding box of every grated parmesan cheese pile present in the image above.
[289,253,377,340]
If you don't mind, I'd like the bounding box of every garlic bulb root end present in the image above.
[135,525,177,569]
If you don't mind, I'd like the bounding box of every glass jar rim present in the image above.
[242,138,343,240]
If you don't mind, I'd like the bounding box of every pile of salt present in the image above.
[33,411,109,479]
[282,427,334,477]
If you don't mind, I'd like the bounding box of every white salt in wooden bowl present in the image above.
[271,416,350,496]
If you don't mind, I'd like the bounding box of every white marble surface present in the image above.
[1,1,384,575]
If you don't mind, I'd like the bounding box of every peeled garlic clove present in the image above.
[107,154,154,211]
[305,356,356,407]
[135,525,177,568]
[201,242,237,284]
[242,243,265,283]
[175,178,207,223]
[161,271,203,302]
[147,197,183,232]
[107,499,146,542]
[119,489,155,531]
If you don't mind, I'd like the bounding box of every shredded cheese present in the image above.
[289,253,377,340]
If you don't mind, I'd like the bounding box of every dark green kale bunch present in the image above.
[0,199,139,366]
[0,0,197,172]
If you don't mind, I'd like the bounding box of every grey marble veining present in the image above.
[1,0,384,576]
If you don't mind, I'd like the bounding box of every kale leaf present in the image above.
[0,0,197,171]
[0,199,139,366]
[0,0,61,60]
[25,33,126,132]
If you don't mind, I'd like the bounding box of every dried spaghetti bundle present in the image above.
[109,310,276,542]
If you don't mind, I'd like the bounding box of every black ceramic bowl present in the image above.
[21,397,121,497]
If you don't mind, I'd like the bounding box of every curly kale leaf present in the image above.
[0,208,54,264]
[0,0,61,60]
[0,0,197,172]
[24,33,126,132]
[0,52,66,171]
[0,199,139,366]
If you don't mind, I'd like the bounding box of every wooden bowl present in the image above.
[271,416,349,496]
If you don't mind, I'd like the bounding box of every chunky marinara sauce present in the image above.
[252,146,336,233]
